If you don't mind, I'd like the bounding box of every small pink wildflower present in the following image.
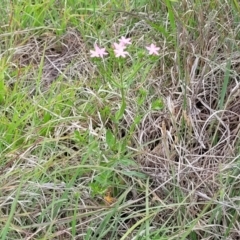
[118,36,131,46]
[146,43,160,55]
[114,47,129,58]
[112,42,129,58]
[90,44,108,58]
[113,42,126,50]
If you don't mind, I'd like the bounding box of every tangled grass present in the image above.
[0,0,240,239]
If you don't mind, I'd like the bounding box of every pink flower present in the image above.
[114,47,129,58]
[112,42,129,58]
[90,44,108,58]
[146,43,160,55]
[118,36,131,46]
[113,42,126,50]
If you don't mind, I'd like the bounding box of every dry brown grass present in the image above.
[126,3,240,238]
[10,28,95,93]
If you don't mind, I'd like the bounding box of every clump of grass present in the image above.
[1,0,240,239]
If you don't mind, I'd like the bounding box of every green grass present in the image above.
[1,0,240,239]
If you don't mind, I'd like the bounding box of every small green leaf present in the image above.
[117,159,137,167]
[151,98,164,110]
[74,130,88,143]
[89,182,106,196]
[115,100,126,121]
[106,129,116,148]
[43,112,51,123]
[0,72,7,104]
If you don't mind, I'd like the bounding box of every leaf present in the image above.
[119,159,137,167]
[115,100,126,122]
[74,130,87,143]
[0,72,7,104]
[218,59,231,110]
[232,0,240,13]
[151,98,164,110]
[43,112,51,123]
[106,129,116,148]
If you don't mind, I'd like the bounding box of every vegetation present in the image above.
[0,0,240,239]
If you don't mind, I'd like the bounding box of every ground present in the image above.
[0,0,240,239]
